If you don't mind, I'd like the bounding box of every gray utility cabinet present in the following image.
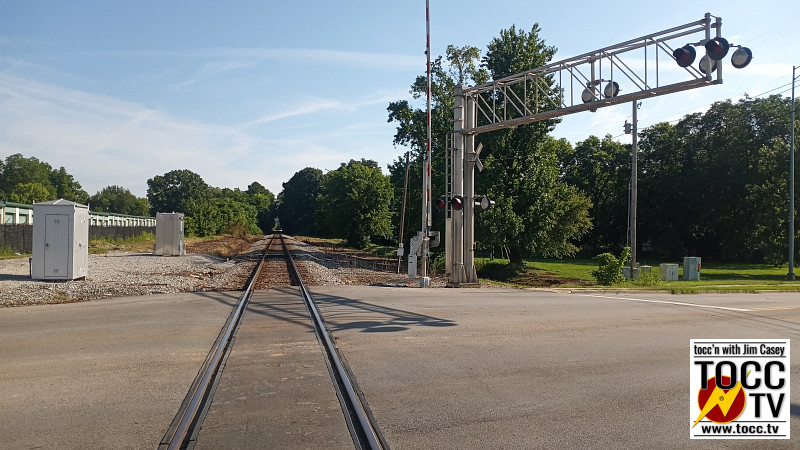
[154,212,185,256]
[31,199,89,280]
[683,256,701,281]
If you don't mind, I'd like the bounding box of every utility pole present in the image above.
[397,152,410,274]
[418,0,432,287]
[630,101,639,278]
[789,65,798,280]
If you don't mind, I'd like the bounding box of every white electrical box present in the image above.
[31,199,89,280]
[660,263,679,281]
[154,213,185,256]
[683,256,701,281]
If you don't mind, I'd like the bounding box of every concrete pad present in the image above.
[195,287,353,449]
[0,291,238,450]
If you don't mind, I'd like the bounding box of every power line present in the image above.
[750,82,793,99]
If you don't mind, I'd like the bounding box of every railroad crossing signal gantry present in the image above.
[446,13,751,286]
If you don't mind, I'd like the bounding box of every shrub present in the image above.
[633,269,662,286]
[591,247,630,285]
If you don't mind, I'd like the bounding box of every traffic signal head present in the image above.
[673,45,696,68]
[450,196,464,211]
[434,196,447,212]
[704,37,730,61]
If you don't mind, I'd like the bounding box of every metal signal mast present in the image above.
[445,13,752,286]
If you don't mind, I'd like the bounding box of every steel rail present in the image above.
[159,234,275,450]
[280,235,389,450]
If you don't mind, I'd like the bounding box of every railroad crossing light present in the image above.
[705,37,730,61]
[434,196,447,212]
[581,86,595,103]
[698,55,718,75]
[450,195,464,211]
[479,197,495,211]
[673,45,696,68]
[604,81,620,98]
[731,46,753,69]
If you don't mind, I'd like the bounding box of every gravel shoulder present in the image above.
[0,235,442,307]
[0,252,252,307]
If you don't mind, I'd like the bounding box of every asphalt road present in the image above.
[3,287,800,449]
[310,287,800,449]
[0,291,238,450]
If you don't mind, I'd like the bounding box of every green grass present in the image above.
[89,232,156,254]
[526,258,598,280]
[475,256,800,292]
[0,246,27,260]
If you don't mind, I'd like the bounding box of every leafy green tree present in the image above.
[478,25,591,264]
[146,169,211,215]
[89,185,149,215]
[277,167,323,235]
[318,159,394,247]
[246,181,270,197]
[217,197,261,235]
[388,26,592,264]
[745,137,791,264]
[215,188,261,234]
[387,45,488,247]
[1,154,55,200]
[184,196,221,237]
[245,182,276,232]
[637,95,794,262]
[50,167,89,204]
[561,135,631,253]
[9,182,53,204]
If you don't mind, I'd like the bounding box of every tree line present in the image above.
[0,155,276,237]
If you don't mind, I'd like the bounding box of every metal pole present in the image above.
[419,0,432,286]
[630,101,638,278]
[789,66,797,280]
[464,94,477,283]
[451,87,465,285]
[397,152,410,274]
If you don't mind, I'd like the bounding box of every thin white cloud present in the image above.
[0,74,259,196]
[0,74,401,198]
[238,98,344,129]
[77,47,421,72]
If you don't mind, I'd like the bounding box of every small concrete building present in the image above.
[31,199,89,280]
[154,212,185,256]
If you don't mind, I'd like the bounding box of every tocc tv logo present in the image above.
[690,339,790,439]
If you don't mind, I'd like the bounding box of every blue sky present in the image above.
[1,1,798,198]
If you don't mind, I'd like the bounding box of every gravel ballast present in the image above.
[0,252,252,307]
[0,236,441,307]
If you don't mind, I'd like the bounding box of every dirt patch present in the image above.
[186,235,261,258]
[508,269,594,288]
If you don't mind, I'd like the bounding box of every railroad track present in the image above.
[159,234,388,450]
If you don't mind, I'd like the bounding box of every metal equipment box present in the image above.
[154,213,185,256]
[683,256,701,281]
[660,263,679,281]
[31,199,89,280]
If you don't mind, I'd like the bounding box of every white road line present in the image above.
[750,306,800,311]
[576,294,753,312]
